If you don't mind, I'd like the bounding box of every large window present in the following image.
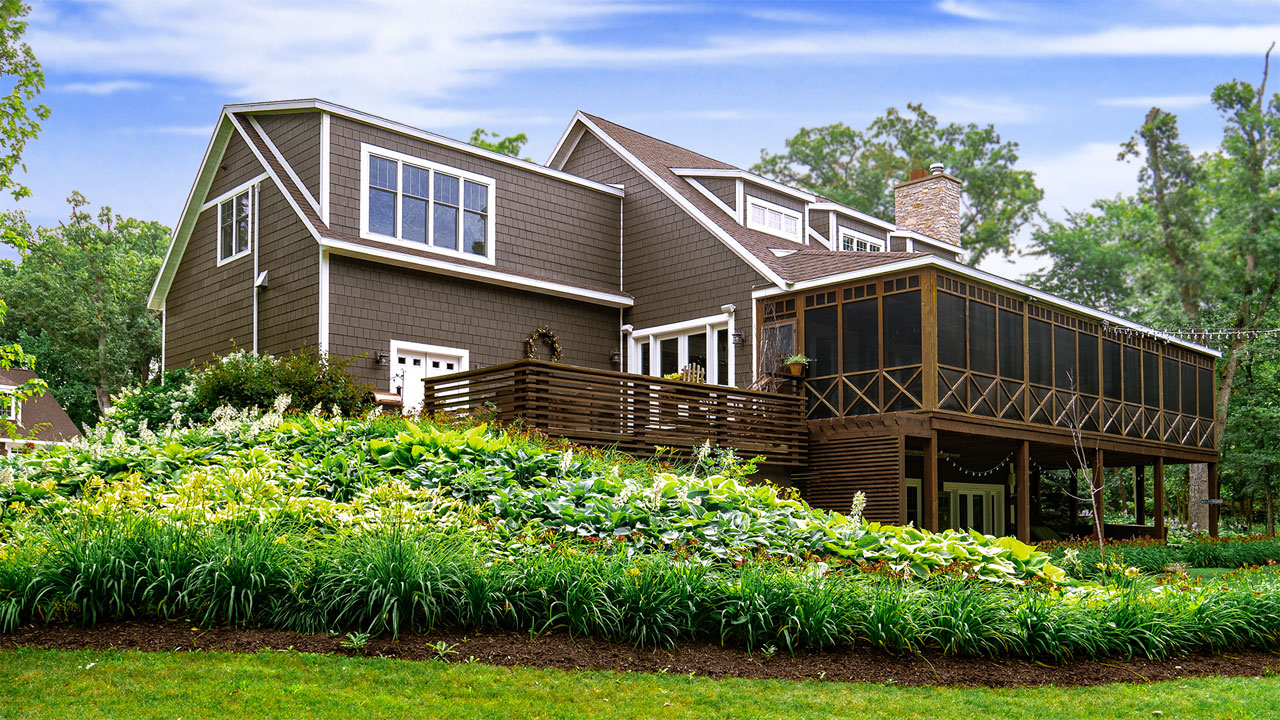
[745,196,802,242]
[633,317,733,385]
[217,189,251,265]
[362,144,495,263]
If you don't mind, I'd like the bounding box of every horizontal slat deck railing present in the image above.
[421,360,807,465]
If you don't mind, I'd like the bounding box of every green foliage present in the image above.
[192,350,371,419]
[1042,535,1280,575]
[468,128,530,160]
[0,195,168,424]
[0,0,47,205]
[752,103,1043,265]
[99,368,201,434]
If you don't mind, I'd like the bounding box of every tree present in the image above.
[0,0,49,437]
[752,103,1044,265]
[0,194,168,420]
[469,128,529,160]
[1025,197,1156,316]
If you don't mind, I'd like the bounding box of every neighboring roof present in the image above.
[0,368,82,443]
[148,103,634,312]
[563,112,923,286]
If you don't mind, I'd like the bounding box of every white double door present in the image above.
[392,342,467,413]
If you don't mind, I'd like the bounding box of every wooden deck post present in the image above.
[1154,457,1165,540]
[923,432,939,532]
[1092,448,1105,541]
[1208,461,1220,538]
[1015,440,1030,542]
[1134,465,1146,525]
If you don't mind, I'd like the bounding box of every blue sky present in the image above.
[11,0,1280,277]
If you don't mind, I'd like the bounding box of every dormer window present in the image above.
[1,387,19,426]
[217,189,252,265]
[361,143,496,264]
[745,196,802,242]
[839,227,885,253]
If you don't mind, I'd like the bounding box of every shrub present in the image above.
[103,368,204,433]
[193,349,371,417]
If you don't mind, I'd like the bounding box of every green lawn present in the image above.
[1,649,1275,720]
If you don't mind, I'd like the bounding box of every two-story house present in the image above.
[149,100,1221,541]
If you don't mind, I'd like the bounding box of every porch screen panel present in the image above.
[1162,356,1180,412]
[1181,362,1196,418]
[1123,346,1142,404]
[804,306,838,377]
[1077,333,1098,395]
[998,309,1023,380]
[882,291,921,368]
[937,292,966,368]
[1102,340,1122,400]
[1028,319,1052,386]
[1054,326,1077,390]
[841,298,878,373]
[1198,366,1213,418]
[968,302,996,375]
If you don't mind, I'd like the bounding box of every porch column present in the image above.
[1134,465,1146,525]
[1015,440,1030,542]
[1154,457,1166,540]
[923,432,939,532]
[1208,461,1220,538]
[1092,448,1105,540]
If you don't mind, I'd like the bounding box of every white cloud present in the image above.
[933,95,1035,124]
[27,0,1280,122]
[1098,94,1209,109]
[936,0,1005,21]
[742,8,825,24]
[60,79,148,95]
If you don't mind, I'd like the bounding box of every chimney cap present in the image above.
[929,162,945,175]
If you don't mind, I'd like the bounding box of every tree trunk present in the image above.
[95,385,112,414]
[1188,463,1210,533]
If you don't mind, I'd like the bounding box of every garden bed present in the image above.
[6,619,1278,688]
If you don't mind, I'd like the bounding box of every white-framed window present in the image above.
[631,315,734,386]
[745,195,802,242]
[217,189,252,265]
[839,227,885,253]
[360,143,497,265]
[1,387,19,426]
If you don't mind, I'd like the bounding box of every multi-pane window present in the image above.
[839,229,885,252]
[1,390,18,426]
[745,196,802,241]
[217,189,251,263]
[363,145,494,261]
[634,324,733,385]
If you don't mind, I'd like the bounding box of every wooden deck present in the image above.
[420,360,808,465]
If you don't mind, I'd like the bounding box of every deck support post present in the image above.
[1015,440,1030,542]
[1092,448,1105,541]
[923,432,939,532]
[1209,461,1220,538]
[1154,457,1165,540]
[1134,465,1146,525]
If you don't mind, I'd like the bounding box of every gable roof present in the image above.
[0,368,82,443]
[549,112,919,288]
[148,102,634,313]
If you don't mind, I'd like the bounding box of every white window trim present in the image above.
[360,143,497,266]
[943,481,1006,537]
[744,195,803,243]
[212,183,255,267]
[629,313,733,386]
[0,385,19,426]
[838,226,885,253]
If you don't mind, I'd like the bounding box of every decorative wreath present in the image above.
[523,325,563,362]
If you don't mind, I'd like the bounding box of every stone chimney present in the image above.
[894,163,962,247]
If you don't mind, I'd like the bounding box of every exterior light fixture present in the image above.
[610,350,622,366]
[375,350,390,366]
[731,331,746,346]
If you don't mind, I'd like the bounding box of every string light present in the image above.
[942,449,1016,478]
[1097,321,1280,348]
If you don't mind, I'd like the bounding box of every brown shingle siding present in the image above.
[701,177,736,210]
[257,181,320,354]
[326,116,621,292]
[327,255,619,391]
[561,132,760,386]
[255,111,322,202]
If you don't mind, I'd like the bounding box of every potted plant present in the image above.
[785,354,811,376]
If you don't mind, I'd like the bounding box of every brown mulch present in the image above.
[4,620,1278,688]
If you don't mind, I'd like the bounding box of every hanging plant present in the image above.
[523,325,563,362]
